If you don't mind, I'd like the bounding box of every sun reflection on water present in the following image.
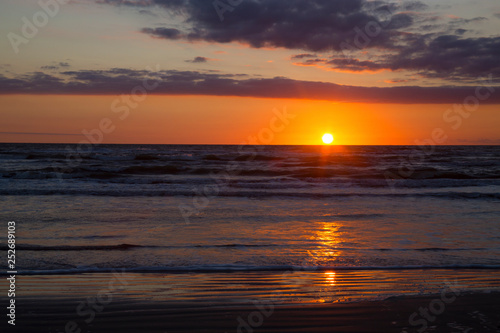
[325,271,336,286]
[308,221,345,265]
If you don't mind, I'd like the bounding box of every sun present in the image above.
[322,133,334,144]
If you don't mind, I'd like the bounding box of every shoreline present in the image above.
[5,269,500,304]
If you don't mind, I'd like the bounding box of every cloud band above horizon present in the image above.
[0,69,499,104]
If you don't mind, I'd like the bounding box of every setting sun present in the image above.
[322,133,334,144]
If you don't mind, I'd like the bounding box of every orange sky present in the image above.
[1,95,498,145]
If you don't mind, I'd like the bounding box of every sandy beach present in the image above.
[8,291,499,333]
[2,270,499,333]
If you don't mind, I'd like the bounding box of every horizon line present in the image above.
[1,142,499,146]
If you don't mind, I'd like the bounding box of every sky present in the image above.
[0,0,499,145]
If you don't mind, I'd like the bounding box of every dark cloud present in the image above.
[141,27,182,39]
[1,69,499,104]
[185,56,208,63]
[292,58,327,67]
[97,0,500,82]
[326,58,384,72]
[385,13,414,30]
[127,0,410,52]
[387,35,500,80]
[294,57,384,72]
[292,34,500,81]
[291,54,318,60]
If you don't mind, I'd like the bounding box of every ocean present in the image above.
[1,143,499,304]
